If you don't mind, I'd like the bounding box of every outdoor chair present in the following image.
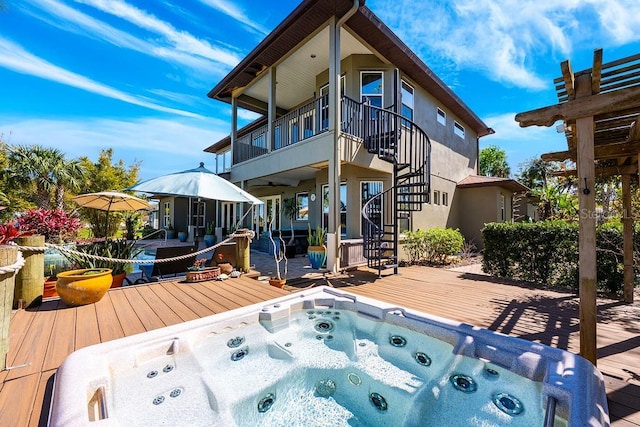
[135,241,198,283]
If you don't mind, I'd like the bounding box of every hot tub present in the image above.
[48,286,609,426]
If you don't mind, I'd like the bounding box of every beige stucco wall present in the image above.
[457,186,514,249]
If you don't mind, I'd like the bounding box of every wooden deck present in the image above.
[1,266,638,426]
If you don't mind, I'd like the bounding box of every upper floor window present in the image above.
[442,192,449,206]
[433,190,441,205]
[216,149,231,173]
[454,121,465,138]
[401,80,414,126]
[437,107,446,125]
[319,75,346,131]
[361,71,383,109]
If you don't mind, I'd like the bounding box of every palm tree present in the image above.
[5,145,86,210]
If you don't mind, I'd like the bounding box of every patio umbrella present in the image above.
[72,191,151,236]
[127,163,262,205]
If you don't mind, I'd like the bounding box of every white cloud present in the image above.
[0,37,203,118]
[197,0,269,37]
[369,0,640,90]
[23,0,235,75]
[0,117,227,180]
[75,0,241,66]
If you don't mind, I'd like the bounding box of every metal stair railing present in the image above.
[355,98,431,276]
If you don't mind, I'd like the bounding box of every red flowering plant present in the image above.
[17,209,81,243]
[0,222,32,245]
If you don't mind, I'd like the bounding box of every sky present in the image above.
[1,0,640,182]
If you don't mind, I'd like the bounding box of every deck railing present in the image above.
[233,95,373,164]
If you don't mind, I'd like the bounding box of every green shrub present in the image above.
[482,221,630,294]
[402,228,464,264]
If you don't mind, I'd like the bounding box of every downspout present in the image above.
[327,0,361,273]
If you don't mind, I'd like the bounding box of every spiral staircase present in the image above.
[359,102,431,276]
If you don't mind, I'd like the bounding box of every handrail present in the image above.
[139,228,168,245]
[543,396,557,427]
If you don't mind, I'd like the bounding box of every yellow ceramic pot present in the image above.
[56,268,113,306]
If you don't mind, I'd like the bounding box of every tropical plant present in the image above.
[17,208,81,243]
[62,238,143,275]
[77,149,140,237]
[205,221,215,235]
[479,145,510,178]
[4,144,86,210]
[0,221,31,245]
[307,224,327,246]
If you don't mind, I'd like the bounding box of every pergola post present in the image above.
[622,174,634,303]
[574,73,597,365]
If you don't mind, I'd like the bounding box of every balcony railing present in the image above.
[233,95,371,164]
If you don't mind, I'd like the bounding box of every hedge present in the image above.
[482,221,630,295]
[402,228,464,264]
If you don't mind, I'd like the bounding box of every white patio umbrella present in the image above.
[72,191,151,236]
[128,163,262,205]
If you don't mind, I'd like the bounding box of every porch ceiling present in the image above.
[243,26,372,111]
[245,166,321,188]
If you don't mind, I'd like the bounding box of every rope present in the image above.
[16,229,256,265]
[0,251,25,275]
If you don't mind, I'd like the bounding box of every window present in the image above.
[401,80,414,126]
[216,149,231,173]
[319,76,345,131]
[360,181,383,235]
[251,195,281,236]
[252,131,266,148]
[437,107,446,125]
[322,183,347,236]
[361,71,383,109]
[500,194,505,221]
[454,121,465,138]
[433,190,440,206]
[222,202,242,234]
[163,201,171,228]
[296,192,309,220]
[191,200,205,236]
[442,192,449,206]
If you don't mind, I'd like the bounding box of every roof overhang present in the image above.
[457,175,530,193]
[207,0,492,137]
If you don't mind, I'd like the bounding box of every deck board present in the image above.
[0,267,637,426]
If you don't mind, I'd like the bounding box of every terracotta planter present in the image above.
[307,245,327,269]
[56,268,113,306]
[43,276,58,298]
[186,266,220,283]
[269,278,286,288]
[110,272,127,288]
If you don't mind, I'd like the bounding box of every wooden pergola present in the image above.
[515,49,640,365]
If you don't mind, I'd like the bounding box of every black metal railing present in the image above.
[360,100,431,276]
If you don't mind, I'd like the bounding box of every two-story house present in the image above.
[205,0,499,273]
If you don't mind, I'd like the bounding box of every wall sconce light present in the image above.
[582,178,590,195]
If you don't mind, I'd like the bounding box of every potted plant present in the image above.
[177,230,188,242]
[56,268,113,306]
[62,238,143,288]
[186,258,220,282]
[282,197,298,258]
[268,216,287,287]
[307,224,327,269]
[203,221,216,247]
[165,222,175,239]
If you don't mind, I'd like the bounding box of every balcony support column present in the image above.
[268,66,276,152]
[327,16,341,273]
[231,96,238,163]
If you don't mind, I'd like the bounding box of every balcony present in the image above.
[233,96,367,165]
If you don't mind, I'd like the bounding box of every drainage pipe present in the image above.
[328,0,362,273]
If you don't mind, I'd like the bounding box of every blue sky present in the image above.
[1,0,640,182]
